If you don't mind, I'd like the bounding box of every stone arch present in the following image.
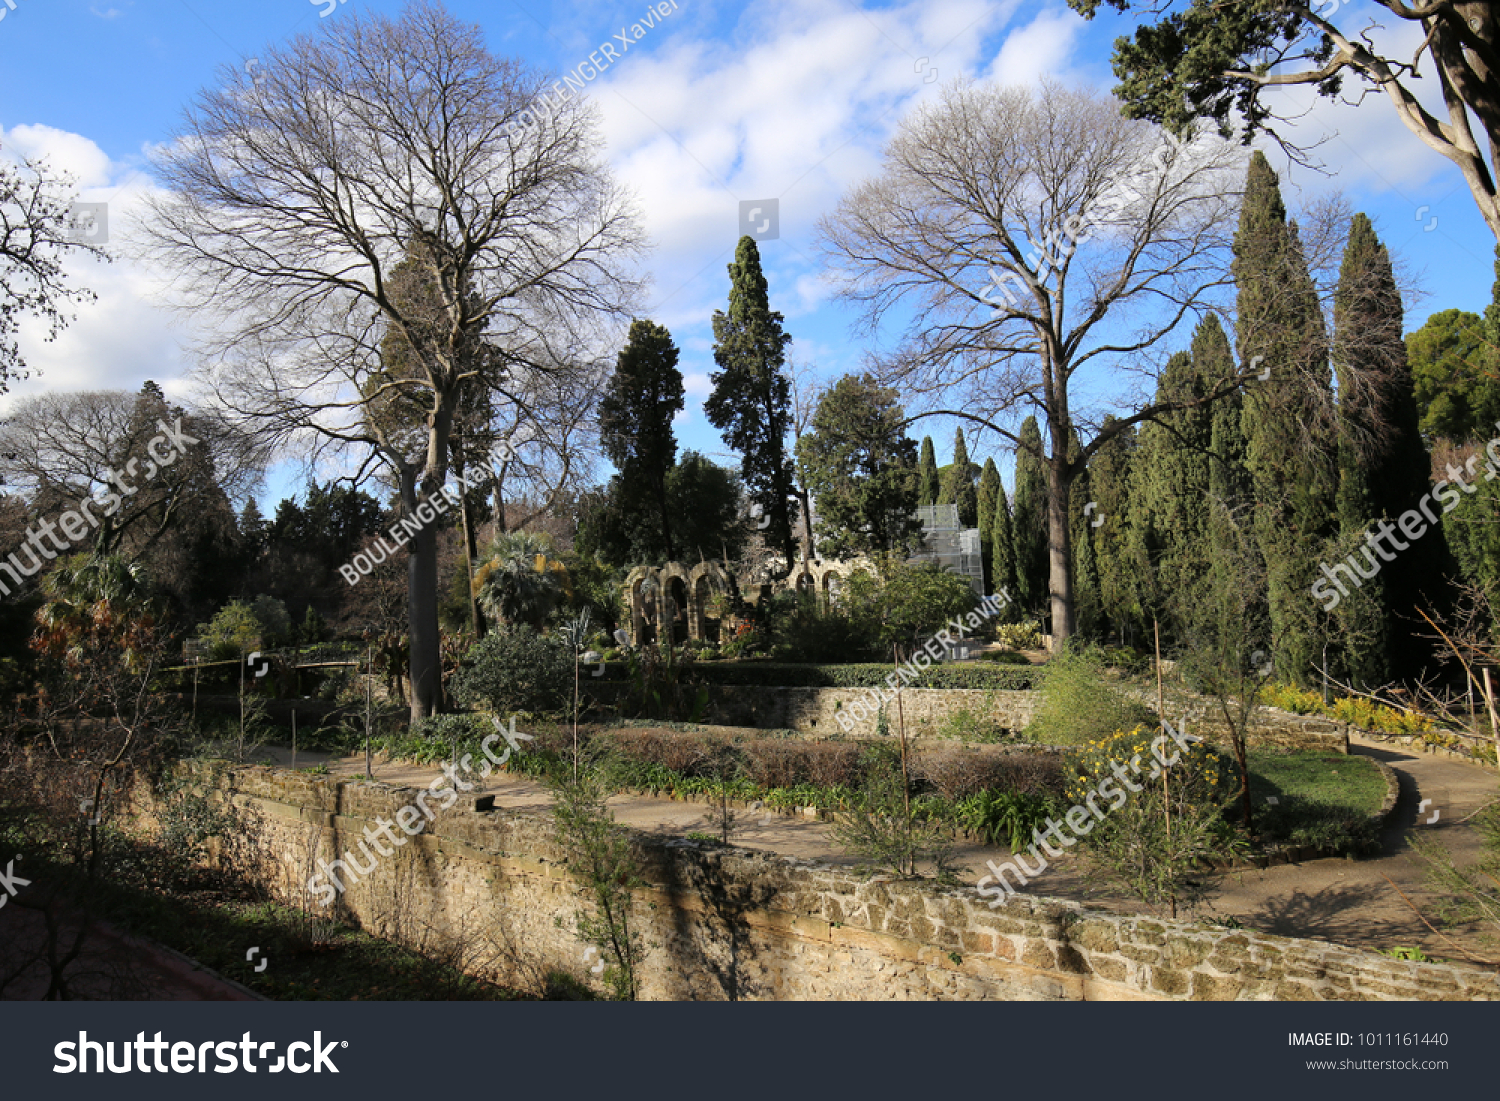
[625,567,660,647]
[657,562,693,645]
[688,561,730,642]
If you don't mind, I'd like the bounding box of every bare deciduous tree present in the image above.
[818,78,1245,649]
[0,143,109,389]
[0,388,266,560]
[136,1,646,720]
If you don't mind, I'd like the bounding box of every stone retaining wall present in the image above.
[595,683,1349,753]
[182,765,1496,1001]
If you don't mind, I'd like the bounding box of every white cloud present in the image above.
[982,6,1086,89]
[1,127,190,414]
[682,371,713,396]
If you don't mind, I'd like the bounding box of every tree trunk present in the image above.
[797,481,815,562]
[404,466,444,723]
[458,468,486,641]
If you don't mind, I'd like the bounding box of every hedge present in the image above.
[594,661,1040,690]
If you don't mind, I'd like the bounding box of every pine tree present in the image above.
[795,373,923,557]
[977,457,1001,591]
[918,436,941,507]
[1333,213,1451,683]
[706,237,797,571]
[1235,152,1338,684]
[989,478,1019,616]
[1012,416,1050,618]
[599,319,684,561]
[939,428,979,526]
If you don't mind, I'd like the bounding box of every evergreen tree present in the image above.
[1127,350,1213,641]
[1088,417,1138,643]
[989,478,1019,616]
[1333,214,1451,683]
[1407,308,1500,441]
[1234,152,1338,684]
[918,436,941,507]
[598,319,685,560]
[705,237,797,572]
[239,499,267,564]
[1067,429,1102,638]
[939,427,979,527]
[1196,313,1267,663]
[795,373,923,557]
[977,458,1001,591]
[1012,416,1050,619]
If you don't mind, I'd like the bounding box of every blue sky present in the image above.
[2,0,1495,510]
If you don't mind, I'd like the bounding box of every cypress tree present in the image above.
[599,319,685,561]
[1128,350,1213,639]
[977,457,1001,590]
[1012,415,1050,618]
[1234,152,1338,684]
[918,436,941,507]
[1197,312,1267,658]
[1067,429,1101,638]
[940,427,979,526]
[1333,214,1451,683]
[989,477,1019,616]
[706,236,797,571]
[1088,417,1137,643]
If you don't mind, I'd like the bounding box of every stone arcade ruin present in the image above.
[620,505,988,647]
[620,558,867,646]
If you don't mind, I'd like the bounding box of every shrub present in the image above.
[935,704,1014,742]
[915,746,1011,800]
[978,649,1031,665]
[1097,644,1149,674]
[611,729,725,777]
[994,620,1044,650]
[766,593,883,663]
[1024,647,1155,745]
[743,738,811,790]
[803,741,863,789]
[397,714,495,764]
[689,662,1040,690]
[450,626,575,717]
[1067,727,1244,916]
[719,625,765,659]
[1066,727,1233,812]
[991,752,1067,798]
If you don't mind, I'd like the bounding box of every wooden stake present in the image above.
[1483,668,1500,772]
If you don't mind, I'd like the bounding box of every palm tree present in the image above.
[473,531,569,630]
[33,554,157,672]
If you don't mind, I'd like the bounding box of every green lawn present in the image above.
[1246,749,1386,816]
